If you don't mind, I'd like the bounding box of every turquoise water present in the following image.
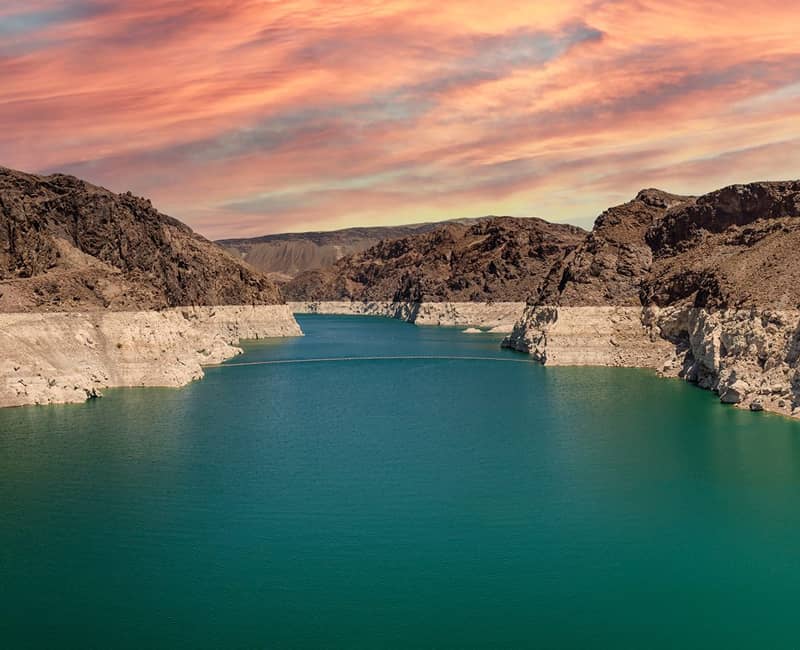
[3,314,800,649]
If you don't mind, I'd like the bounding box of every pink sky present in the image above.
[2,1,799,238]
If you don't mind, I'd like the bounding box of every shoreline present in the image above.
[288,300,526,332]
[5,300,798,420]
[505,304,800,419]
[295,301,800,420]
[0,305,302,408]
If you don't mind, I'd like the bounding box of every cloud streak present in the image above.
[1,0,799,237]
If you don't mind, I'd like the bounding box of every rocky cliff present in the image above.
[505,181,800,417]
[0,166,301,407]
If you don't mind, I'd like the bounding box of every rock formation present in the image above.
[0,166,282,312]
[505,181,800,418]
[0,166,301,407]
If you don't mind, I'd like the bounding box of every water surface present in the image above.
[2,315,800,649]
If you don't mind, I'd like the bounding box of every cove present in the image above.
[2,314,800,649]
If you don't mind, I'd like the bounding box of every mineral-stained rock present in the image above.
[0,305,301,408]
[288,300,527,330]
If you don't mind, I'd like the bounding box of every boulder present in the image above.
[720,379,750,404]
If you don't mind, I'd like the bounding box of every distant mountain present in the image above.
[217,218,488,281]
[282,217,587,302]
[0,166,283,312]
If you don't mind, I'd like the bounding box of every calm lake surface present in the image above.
[3,314,800,649]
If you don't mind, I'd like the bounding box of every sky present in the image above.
[1,1,799,239]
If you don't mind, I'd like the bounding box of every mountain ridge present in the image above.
[0,166,283,312]
[283,217,587,302]
[218,217,505,280]
[286,180,800,310]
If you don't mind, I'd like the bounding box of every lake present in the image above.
[2,314,800,649]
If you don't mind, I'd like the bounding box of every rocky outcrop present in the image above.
[504,306,673,366]
[0,166,282,312]
[0,165,303,408]
[289,301,526,332]
[654,307,800,416]
[505,303,800,417]
[537,189,691,306]
[504,181,800,418]
[283,217,586,303]
[643,182,800,309]
[0,305,302,408]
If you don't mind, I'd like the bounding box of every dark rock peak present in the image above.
[647,181,800,256]
[635,188,694,209]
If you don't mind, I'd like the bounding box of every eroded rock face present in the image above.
[505,181,800,417]
[656,308,800,415]
[283,218,586,303]
[538,189,692,306]
[503,306,673,367]
[0,167,283,312]
[0,305,302,408]
[0,166,304,408]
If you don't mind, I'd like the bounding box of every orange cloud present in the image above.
[0,0,799,238]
